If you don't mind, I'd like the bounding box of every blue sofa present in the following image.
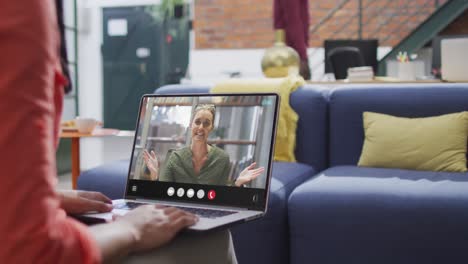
[78,83,468,264]
[78,84,328,264]
[289,83,468,264]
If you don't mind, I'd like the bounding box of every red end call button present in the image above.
[207,190,216,200]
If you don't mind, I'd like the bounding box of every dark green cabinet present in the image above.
[102,6,189,130]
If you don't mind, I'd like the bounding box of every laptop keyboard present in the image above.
[114,201,236,219]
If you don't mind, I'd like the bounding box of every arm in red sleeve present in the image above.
[0,1,100,263]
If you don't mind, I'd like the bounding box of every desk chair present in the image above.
[326,47,365,80]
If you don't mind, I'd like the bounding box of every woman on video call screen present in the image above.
[130,95,277,189]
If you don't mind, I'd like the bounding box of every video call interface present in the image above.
[126,94,278,208]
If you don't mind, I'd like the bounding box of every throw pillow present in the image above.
[358,111,468,172]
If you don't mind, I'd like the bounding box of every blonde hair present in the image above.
[193,104,216,122]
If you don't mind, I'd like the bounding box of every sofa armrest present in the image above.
[290,85,329,170]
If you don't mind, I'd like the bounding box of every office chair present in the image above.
[326,47,365,80]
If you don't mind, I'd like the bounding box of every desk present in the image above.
[306,77,443,85]
[60,128,120,189]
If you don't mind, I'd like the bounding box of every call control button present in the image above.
[208,190,216,200]
[187,189,195,198]
[177,188,185,197]
[167,187,175,197]
[197,189,205,199]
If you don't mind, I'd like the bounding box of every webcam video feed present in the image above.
[129,95,277,189]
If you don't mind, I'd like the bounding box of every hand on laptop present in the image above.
[235,162,265,187]
[58,190,113,214]
[143,149,159,180]
[114,204,198,252]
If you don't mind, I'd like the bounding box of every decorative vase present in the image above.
[261,29,300,78]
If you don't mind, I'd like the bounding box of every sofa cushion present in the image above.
[289,165,468,264]
[290,86,328,171]
[328,84,468,166]
[358,111,468,172]
[232,161,315,264]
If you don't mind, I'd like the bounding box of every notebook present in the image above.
[82,93,280,231]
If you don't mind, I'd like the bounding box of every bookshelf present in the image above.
[135,138,256,146]
[151,95,263,107]
[152,102,262,107]
[144,97,264,148]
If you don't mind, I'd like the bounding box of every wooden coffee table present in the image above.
[60,128,120,189]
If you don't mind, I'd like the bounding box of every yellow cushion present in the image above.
[211,76,305,162]
[358,111,468,172]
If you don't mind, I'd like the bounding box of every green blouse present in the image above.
[159,145,232,186]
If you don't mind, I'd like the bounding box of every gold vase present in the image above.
[261,29,300,78]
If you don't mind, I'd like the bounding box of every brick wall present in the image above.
[194,0,451,49]
[194,0,273,49]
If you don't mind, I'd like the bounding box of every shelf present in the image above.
[145,136,183,143]
[151,95,263,107]
[152,102,262,107]
[135,137,256,146]
[208,139,256,145]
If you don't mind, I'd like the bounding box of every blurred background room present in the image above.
[58,0,468,189]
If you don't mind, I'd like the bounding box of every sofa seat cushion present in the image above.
[77,159,129,199]
[232,161,315,264]
[289,165,468,264]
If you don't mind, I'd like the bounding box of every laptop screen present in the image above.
[125,93,279,210]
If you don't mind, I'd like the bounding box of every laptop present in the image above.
[82,93,280,231]
[441,37,468,82]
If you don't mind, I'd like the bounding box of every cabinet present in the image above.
[102,6,190,130]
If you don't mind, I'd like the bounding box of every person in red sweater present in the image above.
[0,1,236,263]
[274,0,311,80]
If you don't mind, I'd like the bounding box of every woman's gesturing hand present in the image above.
[116,205,198,252]
[235,162,265,187]
[143,150,160,180]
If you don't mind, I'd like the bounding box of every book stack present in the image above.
[347,66,374,81]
